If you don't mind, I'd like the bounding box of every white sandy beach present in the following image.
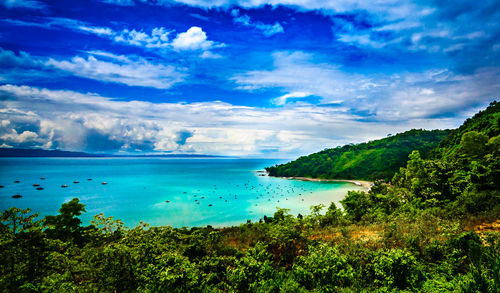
[274,176,373,191]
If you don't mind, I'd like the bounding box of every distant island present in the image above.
[0,148,225,158]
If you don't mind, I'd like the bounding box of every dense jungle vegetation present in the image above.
[266,129,450,181]
[1,102,499,292]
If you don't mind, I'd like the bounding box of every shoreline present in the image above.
[270,175,373,191]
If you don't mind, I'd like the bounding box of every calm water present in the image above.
[0,158,363,227]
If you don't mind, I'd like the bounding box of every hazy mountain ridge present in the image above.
[0,148,224,158]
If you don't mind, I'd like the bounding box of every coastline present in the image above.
[270,176,373,191]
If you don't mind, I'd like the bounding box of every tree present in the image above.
[0,208,45,291]
[341,191,371,222]
[45,198,87,245]
[459,131,489,158]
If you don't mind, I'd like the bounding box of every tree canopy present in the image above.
[266,129,450,180]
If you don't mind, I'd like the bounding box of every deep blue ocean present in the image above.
[0,158,362,227]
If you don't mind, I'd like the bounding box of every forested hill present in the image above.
[434,101,500,158]
[266,129,450,181]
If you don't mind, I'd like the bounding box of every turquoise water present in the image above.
[0,158,363,227]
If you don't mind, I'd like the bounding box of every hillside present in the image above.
[435,101,500,159]
[266,129,450,180]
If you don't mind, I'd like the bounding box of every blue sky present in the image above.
[0,0,498,157]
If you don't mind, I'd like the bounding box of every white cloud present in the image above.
[232,9,250,24]
[74,24,176,50]
[1,129,39,143]
[0,47,39,68]
[1,0,46,10]
[1,44,187,90]
[0,84,467,157]
[114,27,172,48]
[133,0,496,66]
[105,0,498,63]
[143,0,417,21]
[78,26,115,36]
[337,34,387,49]
[77,24,224,55]
[45,53,186,89]
[234,50,500,120]
[2,18,224,57]
[256,22,284,37]
[171,26,223,51]
[200,51,222,59]
[101,0,134,6]
[231,9,284,37]
[234,51,354,102]
[273,92,312,105]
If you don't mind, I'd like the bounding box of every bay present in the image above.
[0,158,363,227]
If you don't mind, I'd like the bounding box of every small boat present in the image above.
[40,177,45,180]
[208,204,212,207]
[87,178,92,181]
[33,184,40,187]
[73,181,79,184]
[61,184,68,188]
[36,187,44,190]
[101,182,107,185]
[0,185,4,188]
[12,194,22,198]
[165,200,170,203]
[13,180,20,183]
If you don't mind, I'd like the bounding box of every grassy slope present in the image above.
[266,129,450,181]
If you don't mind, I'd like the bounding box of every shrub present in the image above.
[371,248,423,290]
[293,243,355,291]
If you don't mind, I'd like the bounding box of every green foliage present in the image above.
[1,197,499,292]
[0,207,46,292]
[341,190,371,222]
[371,248,423,290]
[1,102,499,292]
[293,243,355,291]
[437,101,500,158]
[44,198,88,245]
[266,129,450,181]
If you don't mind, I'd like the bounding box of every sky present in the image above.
[0,0,498,157]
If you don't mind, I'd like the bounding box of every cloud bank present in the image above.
[0,84,464,157]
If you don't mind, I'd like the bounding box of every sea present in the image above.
[0,158,363,228]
